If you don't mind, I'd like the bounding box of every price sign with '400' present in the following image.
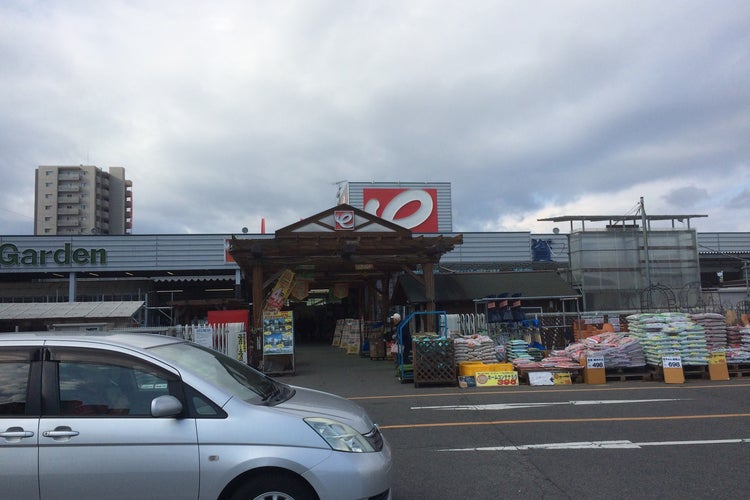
[662,356,682,369]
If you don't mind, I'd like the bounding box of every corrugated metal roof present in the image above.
[0,301,144,320]
[395,271,580,304]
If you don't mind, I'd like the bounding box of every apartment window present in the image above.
[45,170,52,176]
[44,228,51,233]
[45,194,52,199]
[45,182,53,187]
[44,205,52,210]
[44,216,51,222]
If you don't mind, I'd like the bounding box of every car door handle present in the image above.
[0,427,35,440]
[43,426,80,439]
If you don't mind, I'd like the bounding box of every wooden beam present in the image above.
[252,265,263,329]
[423,262,436,332]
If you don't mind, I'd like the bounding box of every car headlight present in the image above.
[305,417,376,453]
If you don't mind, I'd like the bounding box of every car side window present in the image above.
[0,348,38,416]
[51,348,179,417]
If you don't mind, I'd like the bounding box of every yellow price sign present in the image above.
[709,352,727,365]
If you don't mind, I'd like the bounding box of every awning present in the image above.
[394,271,581,304]
[153,275,234,282]
[0,301,145,320]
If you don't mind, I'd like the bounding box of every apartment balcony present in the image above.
[58,185,80,193]
[57,219,80,227]
[57,207,80,215]
[57,173,81,181]
[58,195,80,203]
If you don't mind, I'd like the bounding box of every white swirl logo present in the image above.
[364,189,434,229]
[334,210,355,230]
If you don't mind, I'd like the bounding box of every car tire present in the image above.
[230,472,317,500]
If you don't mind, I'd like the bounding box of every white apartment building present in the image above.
[34,165,133,235]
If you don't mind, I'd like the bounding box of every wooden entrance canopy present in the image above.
[228,204,463,329]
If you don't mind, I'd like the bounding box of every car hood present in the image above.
[276,386,375,432]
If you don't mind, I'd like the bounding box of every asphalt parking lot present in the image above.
[283,343,750,500]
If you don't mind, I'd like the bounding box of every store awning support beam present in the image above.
[252,265,263,329]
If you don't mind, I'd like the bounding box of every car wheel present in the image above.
[230,472,316,500]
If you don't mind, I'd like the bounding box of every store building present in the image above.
[1,203,748,337]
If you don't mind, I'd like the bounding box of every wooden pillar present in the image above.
[423,262,436,332]
[381,273,391,322]
[252,264,264,329]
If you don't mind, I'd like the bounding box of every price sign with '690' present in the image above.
[662,356,682,369]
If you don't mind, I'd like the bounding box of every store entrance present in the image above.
[290,302,353,344]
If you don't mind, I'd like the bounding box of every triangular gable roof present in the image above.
[276,204,412,236]
[229,204,463,287]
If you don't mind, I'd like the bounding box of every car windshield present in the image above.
[149,341,284,403]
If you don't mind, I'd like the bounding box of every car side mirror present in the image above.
[150,395,183,418]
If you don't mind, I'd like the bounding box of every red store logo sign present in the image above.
[363,188,438,232]
[334,210,355,230]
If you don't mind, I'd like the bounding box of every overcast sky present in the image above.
[1,0,748,236]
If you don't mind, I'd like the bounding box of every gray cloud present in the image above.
[1,0,749,235]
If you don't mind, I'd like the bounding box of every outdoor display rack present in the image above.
[397,310,450,384]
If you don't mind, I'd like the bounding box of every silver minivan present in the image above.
[0,332,392,500]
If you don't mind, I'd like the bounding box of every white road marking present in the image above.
[411,398,682,411]
[441,438,750,451]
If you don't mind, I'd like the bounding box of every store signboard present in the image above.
[333,283,349,299]
[290,279,309,300]
[586,354,605,369]
[528,371,573,386]
[708,351,729,381]
[262,310,294,355]
[474,371,519,387]
[362,188,439,232]
[0,242,106,267]
[265,269,295,312]
[334,210,355,230]
[194,325,213,348]
[224,239,235,263]
[662,355,685,384]
[584,353,606,385]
